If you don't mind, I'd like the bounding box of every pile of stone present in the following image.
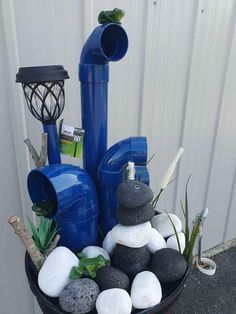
[111,179,154,277]
[37,174,188,314]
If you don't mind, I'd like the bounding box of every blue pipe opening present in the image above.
[27,164,99,252]
[80,23,128,64]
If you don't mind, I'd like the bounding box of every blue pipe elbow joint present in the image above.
[79,23,128,180]
[98,136,149,234]
[27,164,99,252]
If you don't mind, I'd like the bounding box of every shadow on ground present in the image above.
[170,245,236,314]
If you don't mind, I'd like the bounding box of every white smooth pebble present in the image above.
[147,228,167,254]
[110,222,152,248]
[38,246,78,297]
[131,271,162,309]
[96,288,132,314]
[151,213,182,238]
[167,232,185,253]
[82,246,110,261]
[102,231,116,255]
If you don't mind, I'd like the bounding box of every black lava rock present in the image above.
[112,244,150,278]
[150,248,187,283]
[117,203,155,226]
[117,180,153,208]
[95,266,130,292]
[59,278,99,314]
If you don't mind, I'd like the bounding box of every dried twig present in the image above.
[38,133,48,166]
[9,215,44,270]
[24,133,47,168]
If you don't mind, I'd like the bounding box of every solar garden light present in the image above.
[16,65,69,164]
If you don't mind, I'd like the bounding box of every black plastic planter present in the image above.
[25,253,189,314]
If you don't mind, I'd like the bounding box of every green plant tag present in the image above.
[59,120,84,158]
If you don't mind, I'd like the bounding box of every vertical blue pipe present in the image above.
[43,123,61,164]
[80,65,108,180]
[79,23,128,180]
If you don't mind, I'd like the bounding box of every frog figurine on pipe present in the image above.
[98,8,125,24]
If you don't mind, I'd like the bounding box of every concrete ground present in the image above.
[173,245,236,314]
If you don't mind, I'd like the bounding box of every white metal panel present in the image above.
[174,0,236,249]
[208,19,236,243]
[225,168,236,241]
[0,5,35,313]
[140,0,198,211]
[0,0,236,312]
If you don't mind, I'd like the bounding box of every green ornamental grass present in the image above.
[27,215,58,253]
[167,175,205,263]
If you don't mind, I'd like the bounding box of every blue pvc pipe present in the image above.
[98,137,149,234]
[80,69,108,179]
[43,123,61,164]
[27,164,99,252]
[79,23,128,180]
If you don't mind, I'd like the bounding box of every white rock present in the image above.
[131,271,162,309]
[102,231,116,255]
[96,288,132,314]
[82,246,110,261]
[151,213,182,238]
[147,228,167,254]
[38,246,78,297]
[110,222,152,248]
[167,232,185,253]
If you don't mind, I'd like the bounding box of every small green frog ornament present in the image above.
[98,8,125,25]
[70,252,110,279]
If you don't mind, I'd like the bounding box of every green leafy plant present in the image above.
[165,210,181,253]
[167,175,207,263]
[180,175,191,260]
[70,252,110,279]
[152,178,176,208]
[27,215,58,253]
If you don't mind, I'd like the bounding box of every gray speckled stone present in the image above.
[117,180,153,208]
[59,278,100,314]
[117,203,155,226]
[112,244,150,278]
[95,266,130,292]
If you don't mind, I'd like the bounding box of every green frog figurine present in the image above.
[70,252,110,279]
[98,8,125,25]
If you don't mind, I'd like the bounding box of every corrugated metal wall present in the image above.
[0,0,235,313]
